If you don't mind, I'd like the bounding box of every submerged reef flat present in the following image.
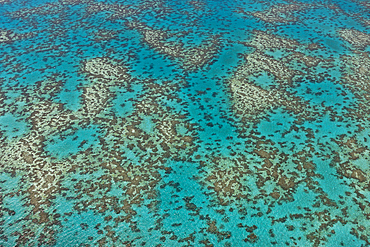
[126,20,221,71]
[1,0,370,246]
[0,28,34,44]
[338,29,370,50]
[249,3,316,24]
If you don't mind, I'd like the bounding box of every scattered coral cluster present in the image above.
[127,20,221,71]
[0,29,34,44]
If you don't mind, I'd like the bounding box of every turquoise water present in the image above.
[1,0,370,246]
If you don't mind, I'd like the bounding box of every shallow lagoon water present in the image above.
[1,0,370,246]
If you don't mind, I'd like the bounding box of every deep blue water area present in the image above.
[1,0,370,246]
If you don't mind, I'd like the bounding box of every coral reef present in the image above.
[1,0,370,246]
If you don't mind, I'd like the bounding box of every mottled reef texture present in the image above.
[1,0,370,246]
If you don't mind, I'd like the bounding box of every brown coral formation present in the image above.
[79,57,131,117]
[244,30,300,50]
[243,51,297,84]
[10,2,64,18]
[0,0,11,4]
[0,28,34,44]
[229,75,283,118]
[0,91,74,244]
[127,20,220,71]
[85,2,137,20]
[250,4,314,24]
[341,52,370,93]
[228,31,325,120]
[82,57,129,80]
[0,55,198,244]
[338,29,370,50]
[204,157,251,205]
[188,0,206,10]
[334,135,370,184]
